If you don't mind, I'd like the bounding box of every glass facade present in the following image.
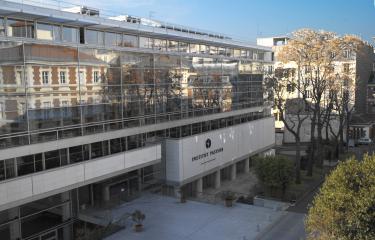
[0,111,266,180]
[0,38,266,149]
[0,7,272,240]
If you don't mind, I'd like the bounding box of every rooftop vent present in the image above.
[63,6,100,16]
[109,15,162,27]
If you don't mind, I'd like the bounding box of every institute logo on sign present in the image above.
[205,138,212,149]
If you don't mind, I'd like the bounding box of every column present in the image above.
[244,158,250,173]
[102,186,110,202]
[61,192,72,240]
[90,185,95,207]
[174,186,184,202]
[8,208,20,240]
[137,169,143,191]
[215,170,221,189]
[196,178,203,197]
[231,164,237,181]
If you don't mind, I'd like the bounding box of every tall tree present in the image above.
[265,68,308,184]
[277,29,363,175]
[306,155,375,240]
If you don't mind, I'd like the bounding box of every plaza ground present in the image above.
[96,193,284,240]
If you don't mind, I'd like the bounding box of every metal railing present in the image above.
[4,0,265,49]
[0,101,266,150]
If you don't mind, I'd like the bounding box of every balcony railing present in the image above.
[0,101,265,150]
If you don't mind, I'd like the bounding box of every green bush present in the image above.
[306,155,375,240]
[254,155,295,197]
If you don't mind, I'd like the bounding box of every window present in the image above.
[7,19,34,38]
[61,101,69,117]
[86,29,104,45]
[122,34,137,47]
[167,40,179,52]
[42,71,49,85]
[0,17,5,36]
[37,23,60,41]
[226,48,234,57]
[199,45,208,54]
[116,33,122,47]
[344,50,351,59]
[304,66,311,74]
[78,71,85,85]
[258,52,265,60]
[139,37,153,49]
[218,47,226,55]
[190,43,199,54]
[42,102,51,120]
[153,39,167,51]
[16,70,24,85]
[267,65,273,74]
[240,49,247,58]
[0,102,4,119]
[233,49,241,57]
[209,46,218,55]
[179,42,189,53]
[43,102,51,108]
[304,90,311,98]
[343,63,350,74]
[62,26,78,43]
[93,71,100,83]
[105,32,117,46]
[61,100,69,107]
[59,71,66,84]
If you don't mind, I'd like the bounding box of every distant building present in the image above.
[257,35,374,143]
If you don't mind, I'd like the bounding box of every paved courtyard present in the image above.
[102,194,283,240]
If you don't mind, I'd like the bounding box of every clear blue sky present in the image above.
[66,0,375,43]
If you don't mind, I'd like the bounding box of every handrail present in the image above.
[4,0,261,47]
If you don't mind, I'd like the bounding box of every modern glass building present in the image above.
[0,1,275,239]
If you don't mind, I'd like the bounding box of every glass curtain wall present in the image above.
[0,40,265,148]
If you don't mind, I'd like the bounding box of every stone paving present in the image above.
[104,193,283,240]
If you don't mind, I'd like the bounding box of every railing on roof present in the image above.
[4,0,263,48]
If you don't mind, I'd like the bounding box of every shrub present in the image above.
[254,155,294,197]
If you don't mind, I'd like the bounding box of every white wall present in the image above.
[166,118,275,183]
[0,144,161,211]
[283,114,346,143]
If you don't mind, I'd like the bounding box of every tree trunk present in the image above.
[316,108,324,168]
[295,139,301,184]
[307,113,316,176]
[325,119,329,143]
[339,117,344,154]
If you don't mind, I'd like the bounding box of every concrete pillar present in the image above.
[8,208,20,240]
[245,158,250,173]
[103,185,110,202]
[231,164,237,181]
[196,178,203,197]
[90,185,95,207]
[174,186,182,199]
[215,170,221,189]
[137,169,143,191]
[61,192,72,240]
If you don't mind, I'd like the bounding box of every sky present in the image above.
[46,0,375,44]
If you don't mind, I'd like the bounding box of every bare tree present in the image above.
[265,68,308,184]
[277,29,363,176]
